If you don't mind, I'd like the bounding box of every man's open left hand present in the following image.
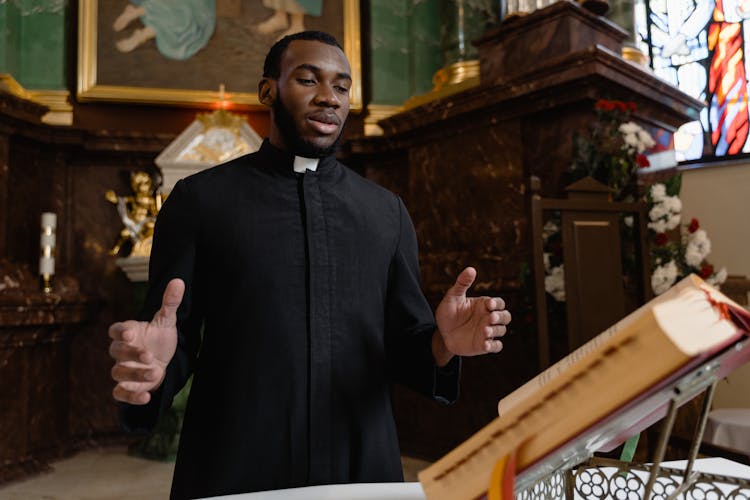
[435,267,511,358]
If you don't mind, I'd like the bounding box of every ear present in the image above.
[258,78,276,107]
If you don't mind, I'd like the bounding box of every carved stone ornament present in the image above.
[155,109,262,194]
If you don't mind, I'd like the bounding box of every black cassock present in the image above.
[122,140,460,499]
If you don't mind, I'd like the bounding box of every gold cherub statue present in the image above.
[105,171,162,257]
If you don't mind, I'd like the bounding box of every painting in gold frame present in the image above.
[77,0,362,110]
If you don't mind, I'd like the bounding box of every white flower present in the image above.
[662,196,682,214]
[619,122,641,134]
[648,193,681,231]
[622,132,641,151]
[648,218,667,233]
[545,265,566,302]
[649,203,668,221]
[689,228,709,245]
[684,247,703,267]
[685,229,711,267]
[706,267,728,286]
[623,215,634,228]
[666,213,682,231]
[650,184,667,202]
[637,128,656,149]
[652,260,678,295]
[543,252,551,272]
[619,121,655,153]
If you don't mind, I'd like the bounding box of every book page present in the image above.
[655,283,745,355]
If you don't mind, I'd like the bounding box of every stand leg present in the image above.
[685,381,717,478]
[565,468,575,499]
[664,380,718,500]
[644,399,678,500]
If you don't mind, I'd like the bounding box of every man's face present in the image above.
[266,40,351,158]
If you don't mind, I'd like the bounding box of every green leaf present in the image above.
[664,174,682,196]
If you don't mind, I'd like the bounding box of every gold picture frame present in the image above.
[77,0,362,110]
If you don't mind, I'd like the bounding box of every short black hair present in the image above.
[262,30,343,79]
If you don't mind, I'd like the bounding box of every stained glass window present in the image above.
[636,0,750,162]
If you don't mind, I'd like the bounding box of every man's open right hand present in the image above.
[108,278,184,405]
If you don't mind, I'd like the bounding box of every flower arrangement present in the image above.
[570,99,655,201]
[542,219,565,302]
[542,99,727,301]
[647,179,727,295]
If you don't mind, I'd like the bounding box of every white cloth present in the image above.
[202,482,425,499]
[198,459,750,499]
[705,408,750,454]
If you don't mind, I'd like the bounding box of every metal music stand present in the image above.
[515,338,750,499]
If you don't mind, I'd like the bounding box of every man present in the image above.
[108,31,511,499]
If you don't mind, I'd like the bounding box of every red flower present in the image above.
[595,99,617,111]
[654,233,669,246]
[615,101,628,112]
[636,154,650,168]
[627,101,637,112]
[688,218,700,233]
[700,264,714,279]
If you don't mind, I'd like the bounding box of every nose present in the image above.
[314,84,339,108]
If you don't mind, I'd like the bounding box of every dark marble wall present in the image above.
[0,255,98,482]
[0,91,174,481]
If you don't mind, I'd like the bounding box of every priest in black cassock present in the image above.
[108,31,512,500]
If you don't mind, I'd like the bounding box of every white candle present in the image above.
[39,256,55,275]
[41,212,57,229]
[40,212,56,277]
[40,232,56,248]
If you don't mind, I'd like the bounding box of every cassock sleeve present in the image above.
[384,197,461,404]
[120,179,204,432]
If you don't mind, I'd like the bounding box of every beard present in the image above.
[272,92,344,159]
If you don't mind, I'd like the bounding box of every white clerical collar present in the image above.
[293,156,319,173]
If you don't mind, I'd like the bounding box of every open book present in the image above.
[419,275,750,500]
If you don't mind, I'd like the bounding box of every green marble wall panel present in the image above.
[371,0,411,105]
[0,2,22,75]
[370,0,444,105]
[440,0,497,65]
[408,0,441,96]
[18,1,66,89]
[0,0,66,90]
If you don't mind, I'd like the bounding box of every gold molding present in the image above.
[432,60,480,91]
[343,0,362,112]
[0,74,33,100]
[621,45,649,67]
[28,90,73,126]
[0,74,72,126]
[364,104,402,136]
[77,0,363,111]
[403,60,481,110]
